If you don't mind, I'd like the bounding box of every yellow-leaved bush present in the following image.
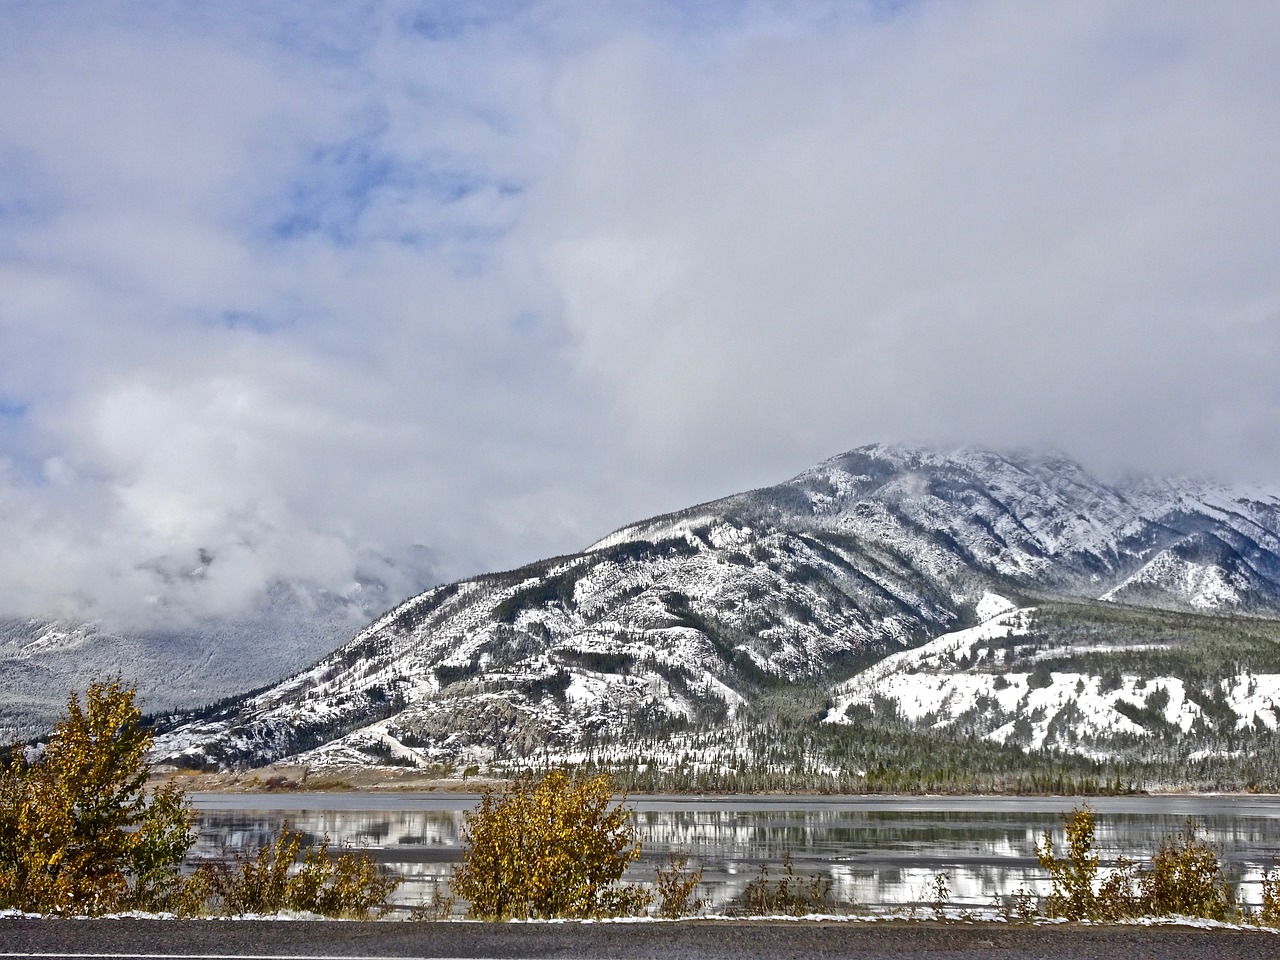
[1036,805,1103,920]
[0,678,195,914]
[450,770,650,919]
[188,822,400,918]
[1,677,399,918]
[1037,805,1235,922]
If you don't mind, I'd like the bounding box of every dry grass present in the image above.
[151,763,506,794]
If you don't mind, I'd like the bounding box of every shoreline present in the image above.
[153,763,1280,801]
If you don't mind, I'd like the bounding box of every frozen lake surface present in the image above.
[188,792,1280,914]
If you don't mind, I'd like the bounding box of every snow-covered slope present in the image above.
[826,592,1280,756]
[152,444,1280,772]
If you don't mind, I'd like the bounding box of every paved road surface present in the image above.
[2,919,1280,960]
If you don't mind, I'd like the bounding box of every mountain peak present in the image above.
[152,442,1280,775]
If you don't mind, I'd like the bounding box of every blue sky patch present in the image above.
[218,310,287,335]
[257,128,526,274]
[0,145,61,227]
[405,0,534,42]
[260,116,521,252]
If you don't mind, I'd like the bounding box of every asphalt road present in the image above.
[2,919,1280,960]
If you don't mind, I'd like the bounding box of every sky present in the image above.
[2,0,1279,631]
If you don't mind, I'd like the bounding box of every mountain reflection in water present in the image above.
[188,794,1280,914]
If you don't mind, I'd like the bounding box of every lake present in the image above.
[188,792,1280,915]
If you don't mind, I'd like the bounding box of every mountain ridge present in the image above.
[150,443,1280,787]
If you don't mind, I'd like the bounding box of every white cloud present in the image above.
[536,1,1280,485]
[1,1,1280,632]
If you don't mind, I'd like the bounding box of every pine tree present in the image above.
[0,678,196,914]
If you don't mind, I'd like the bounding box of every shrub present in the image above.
[1095,855,1144,920]
[740,853,833,916]
[450,770,650,919]
[1037,805,1101,919]
[998,887,1038,923]
[192,822,399,918]
[930,871,950,921]
[202,829,299,915]
[1037,807,1235,922]
[0,678,196,914]
[1260,868,1280,928]
[1139,821,1232,921]
[288,837,400,917]
[130,782,202,912]
[653,852,704,918]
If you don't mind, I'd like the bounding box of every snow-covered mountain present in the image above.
[0,551,436,737]
[152,444,1280,777]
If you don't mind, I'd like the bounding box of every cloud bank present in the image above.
[1,1,1279,630]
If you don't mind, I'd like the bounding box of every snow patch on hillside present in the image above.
[1222,673,1280,730]
[975,592,1017,622]
[1103,554,1242,609]
[825,602,1034,722]
[825,599,1280,753]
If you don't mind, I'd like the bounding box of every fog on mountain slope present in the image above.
[0,550,437,737]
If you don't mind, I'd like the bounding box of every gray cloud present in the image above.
[537,1,1280,487]
[1,1,1279,631]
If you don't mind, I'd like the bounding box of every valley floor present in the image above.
[152,763,498,794]
[153,762,1280,796]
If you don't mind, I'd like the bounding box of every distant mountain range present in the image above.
[0,548,436,737]
[151,444,1280,789]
